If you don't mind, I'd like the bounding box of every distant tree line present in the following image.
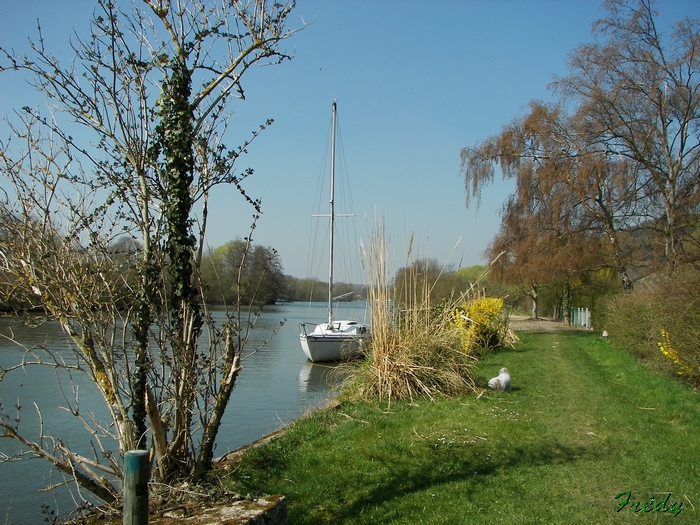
[390,259,511,306]
[200,239,285,306]
[0,217,597,318]
[197,239,369,306]
[198,248,506,308]
[282,277,367,303]
[0,221,602,318]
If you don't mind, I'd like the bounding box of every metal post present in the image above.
[123,450,150,525]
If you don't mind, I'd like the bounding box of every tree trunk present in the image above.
[529,284,538,319]
[609,234,633,292]
[157,56,203,482]
[131,167,156,451]
[131,273,151,451]
[663,185,679,275]
[194,325,241,480]
[562,277,571,325]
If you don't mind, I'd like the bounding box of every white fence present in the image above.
[569,307,591,328]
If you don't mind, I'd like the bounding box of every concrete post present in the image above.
[123,450,150,525]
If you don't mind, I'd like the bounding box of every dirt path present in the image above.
[509,314,593,333]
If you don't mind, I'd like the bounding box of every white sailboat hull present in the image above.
[299,320,370,362]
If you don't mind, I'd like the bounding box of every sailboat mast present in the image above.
[327,101,337,324]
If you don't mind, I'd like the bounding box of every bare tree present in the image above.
[553,0,700,273]
[0,0,298,503]
[462,102,640,292]
[462,0,700,289]
[485,189,607,321]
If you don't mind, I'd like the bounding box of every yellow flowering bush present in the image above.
[451,297,506,353]
[658,329,696,379]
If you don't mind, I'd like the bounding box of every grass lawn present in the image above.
[225,331,700,524]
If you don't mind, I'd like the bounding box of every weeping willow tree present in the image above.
[0,0,298,502]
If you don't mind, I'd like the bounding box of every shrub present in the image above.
[599,265,700,384]
[450,296,511,353]
[340,309,479,405]
[342,221,519,405]
[657,329,698,383]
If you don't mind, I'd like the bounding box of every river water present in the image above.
[0,301,368,524]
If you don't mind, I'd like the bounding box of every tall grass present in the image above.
[340,221,478,405]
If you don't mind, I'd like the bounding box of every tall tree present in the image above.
[553,0,700,273]
[462,102,639,291]
[0,0,298,501]
[486,192,607,320]
[462,0,700,289]
[392,257,454,308]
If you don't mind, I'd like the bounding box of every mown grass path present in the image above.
[228,331,699,524]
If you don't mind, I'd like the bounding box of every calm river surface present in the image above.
[0,301,368,524]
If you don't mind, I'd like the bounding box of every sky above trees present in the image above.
[1,0,698,280]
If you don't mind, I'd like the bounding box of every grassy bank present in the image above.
[225,331,699,523]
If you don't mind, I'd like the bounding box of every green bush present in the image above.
[599,266,700,384]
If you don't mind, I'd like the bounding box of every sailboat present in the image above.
[299,102,371,362]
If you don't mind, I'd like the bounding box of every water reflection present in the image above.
[298,361,348,396]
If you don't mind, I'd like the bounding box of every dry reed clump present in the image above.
[340,302,479,405]
[339,221,481,405]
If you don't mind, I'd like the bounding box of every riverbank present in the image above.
[227,330,699,524]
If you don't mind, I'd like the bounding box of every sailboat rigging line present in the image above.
[305,119,331,285]
[305,104,363,296]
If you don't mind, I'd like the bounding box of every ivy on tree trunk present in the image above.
[155,56,203,482]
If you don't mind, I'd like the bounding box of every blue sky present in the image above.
[1,1,699,280]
